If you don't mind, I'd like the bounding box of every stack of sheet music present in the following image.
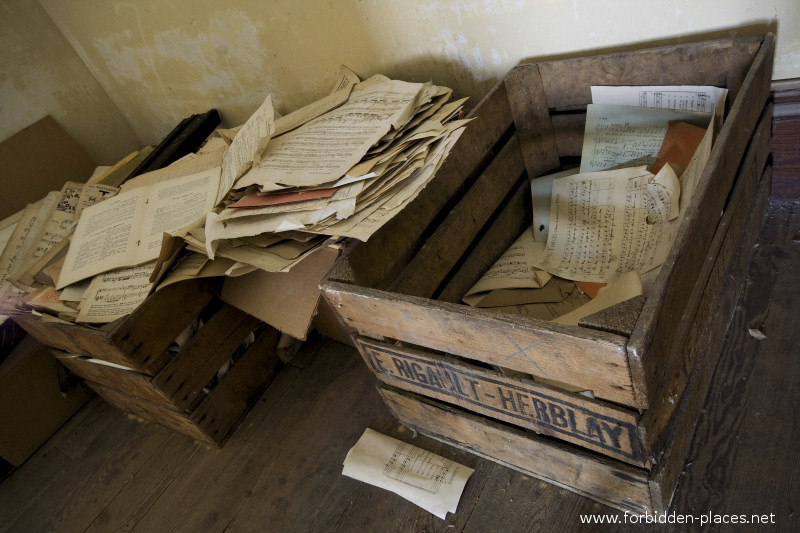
[0,67,468,326]
[200,68,468,268]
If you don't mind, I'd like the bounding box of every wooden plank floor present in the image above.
[0,199,798,532]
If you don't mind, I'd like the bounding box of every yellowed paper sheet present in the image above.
[320,127,464,240]
[2,193,58,282]
[580,104,711,173]
[272,65,360,138]
[342,428,474,520]
[463,227,552,306]
[235,76,424,190]
[76,261,156,323]
[120,148,224,193]
[535,165,681,283]
[57,167,220,289]
[591,84,727,131]
[219,95,276,205]
[0,207,32,281]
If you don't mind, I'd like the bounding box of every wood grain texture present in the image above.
[627,33,774,408]
[388,134,526,298]
[503,63,561,179]
[152,303,260,411]
[641,109,772,448]
[537,36,763,110]
[322,281,634,406]
[355,336,644,466]
[578,295,646,338]
[56,354,175,407]
[672,200,800,522]
[341,79,515,290]
[14,279,218,374]
[647,166,772,510]
[437,180,531,303]
[380,387,654,513]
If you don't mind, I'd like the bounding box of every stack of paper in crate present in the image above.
[463,85,727,325]
[1,66,467,332]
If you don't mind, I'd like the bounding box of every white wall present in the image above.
[4,1,799,164]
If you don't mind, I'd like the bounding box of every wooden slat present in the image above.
[56,354,174,407]
[578,295,646,338]
[380,387,654,513]
[537,36,762,109]
[437,180,531,303]
[627,33,774,408]
[109,279,218,372]
[648,166,771,509]
[340,79,515,290]
[355,336,644,466]
[14,317,128,369]
[322,281,634,406]
[503,63,561,178]
[152,304,260,411]
[641,107,772,447]
[389,134,526,298]
[17,279,218,374]
[188,326,283,444]
[551,113,586,158]
[88,382,211,443]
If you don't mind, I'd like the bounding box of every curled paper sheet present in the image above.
[463,226,552,307]
[342,428,474,519]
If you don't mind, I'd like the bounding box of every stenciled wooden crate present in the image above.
[15,279,283,446]
[322,34,775,512]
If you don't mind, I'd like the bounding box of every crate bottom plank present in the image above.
[380,387,654,513]
[87,326,283,446]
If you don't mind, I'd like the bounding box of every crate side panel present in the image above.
[153,304,261,411]
[628,34,774,407]
[323,282,634,406]
[14,317,131,367]
[438,180,531,303]
[381,387,654,513]
[109,279,217,371]
[503,63,561,177]
[56,354,173,407]
[641,106,772,448]
[537,36,760,109]
[648,167,771,509]
[189,326,283,445]
[88,381,211,443]
[356,336,644,466]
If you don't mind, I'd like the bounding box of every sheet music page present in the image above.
[218,95,276,204]
[235,76,424,189]
[75,261,156,323]
[342,428,474,519]
[580,104,711,173]
[534,164,681,283]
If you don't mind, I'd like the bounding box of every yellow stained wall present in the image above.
[0,0,139,164]
[4,1,800,164]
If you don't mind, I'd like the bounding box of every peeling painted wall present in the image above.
[8,0,800,163]
[0,0,139,165]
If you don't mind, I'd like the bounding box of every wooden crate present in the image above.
[15,279,221,376]
[15,280,283,446]
[322,35,775,511]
